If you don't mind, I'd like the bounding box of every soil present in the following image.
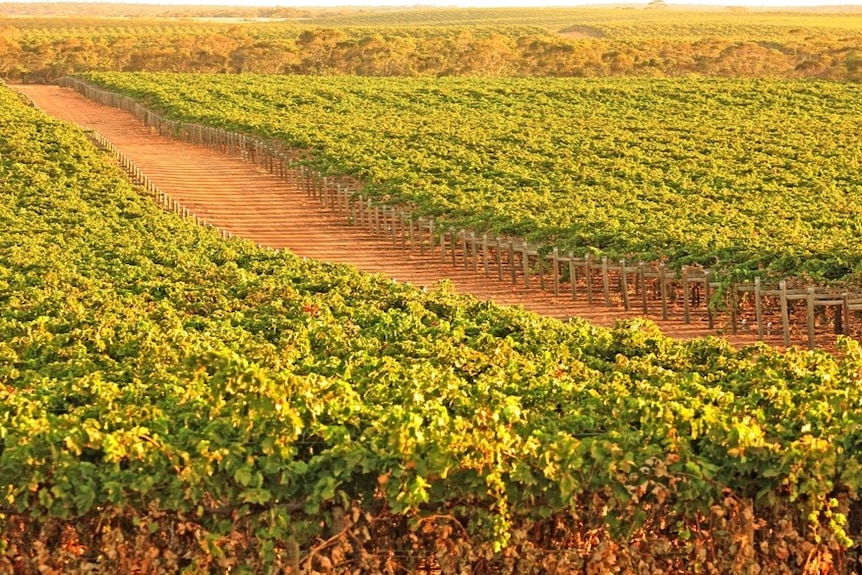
[12,84,802,349]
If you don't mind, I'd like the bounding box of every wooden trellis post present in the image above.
[755,278,764,340]
[496,238,504,280]
[428,219,435,257]
[704,270,714,330]
[482,234,490,278]
[537,249,545,291]
[408,217,415,252]
[461,231,469,269]
[806,287,816,350]
[509,241,516,285]
[620,259,630,311]
[729,283,738,335]
[659,264,668,321]
[552,248,560,297]
[601,256,610,306]
[780,281,791,346]
[682,268,691,324]
[470,232,479,273]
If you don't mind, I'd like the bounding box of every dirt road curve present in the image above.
[15,84,760,345]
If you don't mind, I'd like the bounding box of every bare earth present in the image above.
[16,84,765,346]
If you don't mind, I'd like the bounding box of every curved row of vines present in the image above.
[80,72,862,290]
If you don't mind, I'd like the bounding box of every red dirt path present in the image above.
[15,84,766,346]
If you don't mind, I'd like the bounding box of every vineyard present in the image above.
[3,80,862,574]
[49,76,862,350]
[5,6,862,572]
[78,73,862,287]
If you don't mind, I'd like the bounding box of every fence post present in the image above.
[538,249,545,291]
[755,278,764,340]
[704,270,714,330]
[569,252,578,301]
[509,241,516,284]
[620,259,630,311]
[470,232,478,273]
[408,217,415,252]
[639,262,648,314]
[780,281,791,346]
[461,231,469,269]
[482,234,490,278]
[601,256,610,306]
[730,283,738,335]
[428,219,435,257]
[682,268,691,324]
[552,248,560,297]
[496,238,504,280]
[659,264,668,321]
[806,287,816,350]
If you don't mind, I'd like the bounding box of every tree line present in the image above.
[2,19,861,82]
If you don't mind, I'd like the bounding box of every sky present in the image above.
[155,0,862,6]
[26,0,862,5]
[247,0,855,4]
[17,0,862,6]
[255,1,859,4]
[275,0,862,4]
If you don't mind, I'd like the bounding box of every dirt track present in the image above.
[15,84,764,345]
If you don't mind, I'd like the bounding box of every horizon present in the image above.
[6,0,862,7]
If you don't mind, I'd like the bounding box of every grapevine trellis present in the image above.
[6,78,862,574]
[57,76,862,350]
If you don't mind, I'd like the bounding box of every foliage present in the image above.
[81,72,862,286]
[2,82,862,572]
[2,7,862,81]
